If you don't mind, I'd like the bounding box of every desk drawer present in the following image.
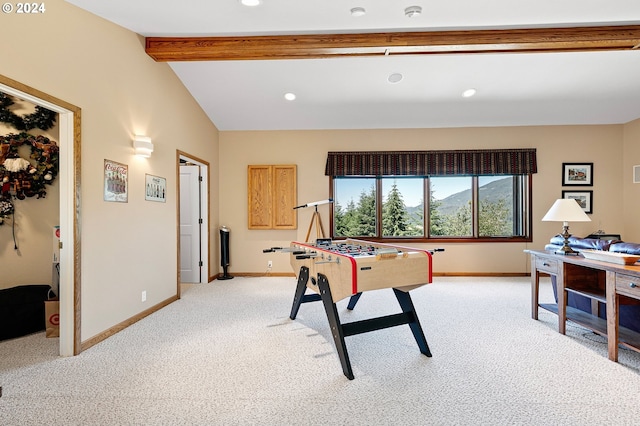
[535,257,559,275]
[616,274,640,299]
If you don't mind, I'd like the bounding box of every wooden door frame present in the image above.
[0,74,82,356]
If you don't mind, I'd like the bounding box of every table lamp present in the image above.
[542,198,591,255]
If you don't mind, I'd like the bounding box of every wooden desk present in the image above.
[526,250,640,362]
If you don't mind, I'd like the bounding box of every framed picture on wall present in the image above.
[145,174,166,202]
[562,163,593,186]
[562,190,593,214]
[104,159,128,203]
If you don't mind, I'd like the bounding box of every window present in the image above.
[382,178,423,237]
[429,176,472,237]
[333,178,377,237]
[332,175,531,242]
[326,148,536,243]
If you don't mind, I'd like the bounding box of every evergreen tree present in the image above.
[445,201,472,236]
[479,198,512,236]
[343,200,358,236]
[382,182,410,236]
[353,187,376,236]
[333,201,346,236]
[407,198,424,236]
[429,188,447,236]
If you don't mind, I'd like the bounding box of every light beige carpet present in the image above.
[1,276,640,425]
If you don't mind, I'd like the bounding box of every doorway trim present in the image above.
[0,74,82,356]
[176,150,210,294]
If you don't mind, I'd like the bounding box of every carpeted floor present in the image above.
[1,276,640,425]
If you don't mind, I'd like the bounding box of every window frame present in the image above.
[329,174,533,243]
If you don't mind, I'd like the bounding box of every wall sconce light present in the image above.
[133,135,154,158]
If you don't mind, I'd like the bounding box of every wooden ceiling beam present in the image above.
[145,25,640,62]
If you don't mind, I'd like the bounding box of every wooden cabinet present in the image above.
[248,165,297,230]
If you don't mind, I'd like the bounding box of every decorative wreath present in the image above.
[0,93,58,228]
[0,92,56,131]
[0,132,59,201]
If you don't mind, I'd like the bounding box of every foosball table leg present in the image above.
[393,288,432,357]
[290,266,309,320]
[346,292,362,310]
[317,273,355,380]
[289,266,322,320]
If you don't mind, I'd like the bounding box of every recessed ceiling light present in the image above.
[388,73,403,84]
[462,88,477,98]
[350,7,366,17]
[240,0,262,6]
[284,92,296,101]
[404,6,422,18]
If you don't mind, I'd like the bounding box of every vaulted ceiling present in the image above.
[67,0,640,131]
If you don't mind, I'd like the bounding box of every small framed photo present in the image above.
[145,174,166,202]
[104,159,128,203]
[562,190,593,214]
[562,163,593,186]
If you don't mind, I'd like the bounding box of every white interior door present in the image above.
[180,165,201,283]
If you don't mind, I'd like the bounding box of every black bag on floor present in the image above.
[0,284,51,341]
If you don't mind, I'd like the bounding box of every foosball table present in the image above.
[265,238,442,379]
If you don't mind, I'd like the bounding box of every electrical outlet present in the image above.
[141,291,147,302]
[268,260,273,269]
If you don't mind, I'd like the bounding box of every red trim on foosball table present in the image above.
[348,256,358,295]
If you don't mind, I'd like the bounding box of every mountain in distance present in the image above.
[405,177,512,216]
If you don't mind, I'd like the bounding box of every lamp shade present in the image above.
[542,198,591,223]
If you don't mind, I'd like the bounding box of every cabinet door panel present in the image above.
[248,165,272,229]
[248,164,297,230]
[273,165,297,229]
